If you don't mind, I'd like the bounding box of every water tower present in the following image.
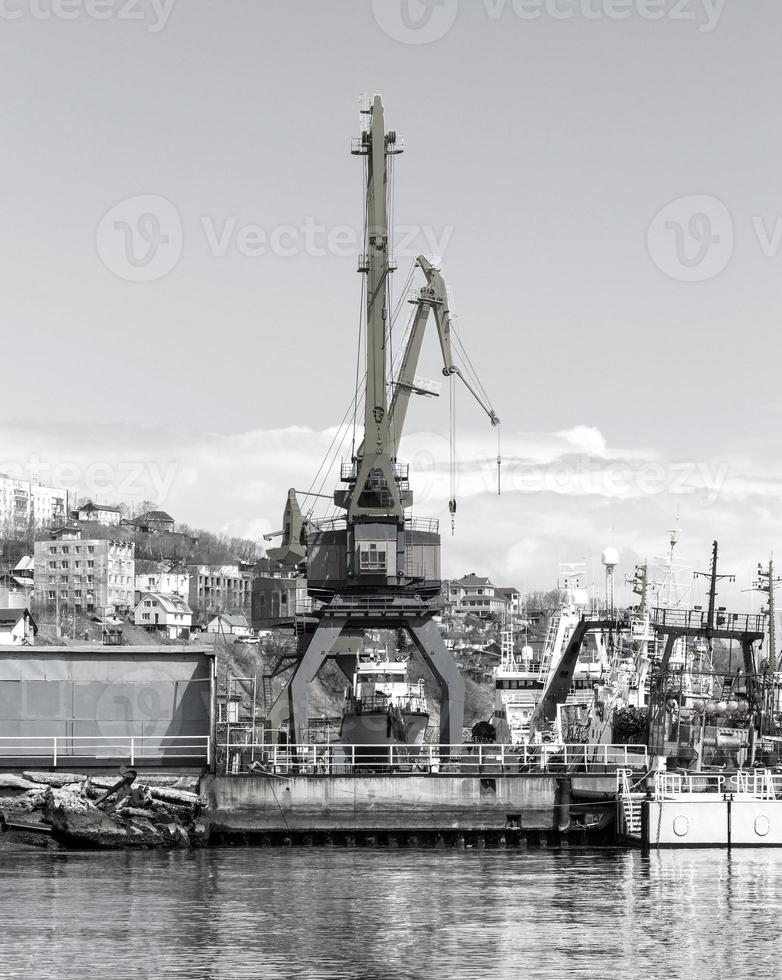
[602,547,620,616]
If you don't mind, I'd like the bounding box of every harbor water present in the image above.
[1,846,780,979]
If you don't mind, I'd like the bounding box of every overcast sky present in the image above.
[3,0,781,603]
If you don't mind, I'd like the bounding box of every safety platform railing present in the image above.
[219,742,649,776]
[0,735,211,768]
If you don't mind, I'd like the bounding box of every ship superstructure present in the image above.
[340,648,429,746]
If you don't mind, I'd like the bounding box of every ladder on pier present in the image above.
[617,769,644,839]
[538,614,561,679]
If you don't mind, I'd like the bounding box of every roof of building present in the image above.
[13,556,34,572]
[136,592,192,615]
[208,612,249,629]
[79,502,122,514]
[496,587,521,598]
[456,573,493,588]
[0,608,37,632]
[131,510,174,524]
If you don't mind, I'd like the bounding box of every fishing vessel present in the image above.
[493,565,610,744]
[340,649,429,746]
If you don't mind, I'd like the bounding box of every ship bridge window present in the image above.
[359,543,387,572]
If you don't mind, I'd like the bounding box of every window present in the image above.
[75,547,81,554]
[359,544,387,572]
[48,561,56,570]
[142,613,150,621]
[47,590,56,600]
[87,561,94,569]
[62,546,69,555]
[74,561,80,569]
[49,546,56,555]
[61,560,68,569]
[87,546,95,554]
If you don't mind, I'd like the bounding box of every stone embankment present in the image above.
[0,771,208,850]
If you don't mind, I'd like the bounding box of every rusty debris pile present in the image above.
[0,768,209,850]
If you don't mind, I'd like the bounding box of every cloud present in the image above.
[1,419,780,604]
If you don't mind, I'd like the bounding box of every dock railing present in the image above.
[219,742,649,776]
[0,735,211,768]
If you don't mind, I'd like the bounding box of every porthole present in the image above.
[755,815,770,838]
[673,815,689,837]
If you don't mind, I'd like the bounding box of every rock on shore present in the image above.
[0,771,208,850]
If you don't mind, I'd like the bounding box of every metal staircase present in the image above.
[538,614,561,679]
[617,769,644,839]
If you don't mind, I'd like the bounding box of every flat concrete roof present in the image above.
[10,645,215,657]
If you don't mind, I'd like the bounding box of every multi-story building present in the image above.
[445,574,522,620]
[33,527,135,615]
[134,567,190,601]
[0,475,68,531]
[187,563,253,619]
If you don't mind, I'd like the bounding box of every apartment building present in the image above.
[187,563,253,618]
[0,476,68,530]
[33,527,135,615]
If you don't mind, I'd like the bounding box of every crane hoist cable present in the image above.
[449,372,457,535]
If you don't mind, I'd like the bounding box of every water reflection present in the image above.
[0,847,780,979]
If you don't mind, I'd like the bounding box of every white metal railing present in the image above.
[0,736,211,768]
[733,769,777,800]
[654,771,727,799]
[219,742,649,776]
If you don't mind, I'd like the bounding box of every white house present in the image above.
[0,608,37,645]
[134,592,193,640]
[135,569,190,600]
[206,612,250,637]
[77,502,122,526]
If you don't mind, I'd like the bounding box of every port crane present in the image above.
[262,95,500,745]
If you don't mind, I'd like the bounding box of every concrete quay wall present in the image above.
[203,773,597,835]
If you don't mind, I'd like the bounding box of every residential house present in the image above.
[0,475,67,531]
[0,557,35,609]
[134,592,192,640]
[122,510,175,534]
[446,573,507,618]
[206,612,250,636]
[496,586,523,619]
[0,608,37,645]
[76,502,122,526]
[33,527,135,615]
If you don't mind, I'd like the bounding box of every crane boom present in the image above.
[359,254,499,459]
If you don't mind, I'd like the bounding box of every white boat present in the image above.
[340,652,429,749]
